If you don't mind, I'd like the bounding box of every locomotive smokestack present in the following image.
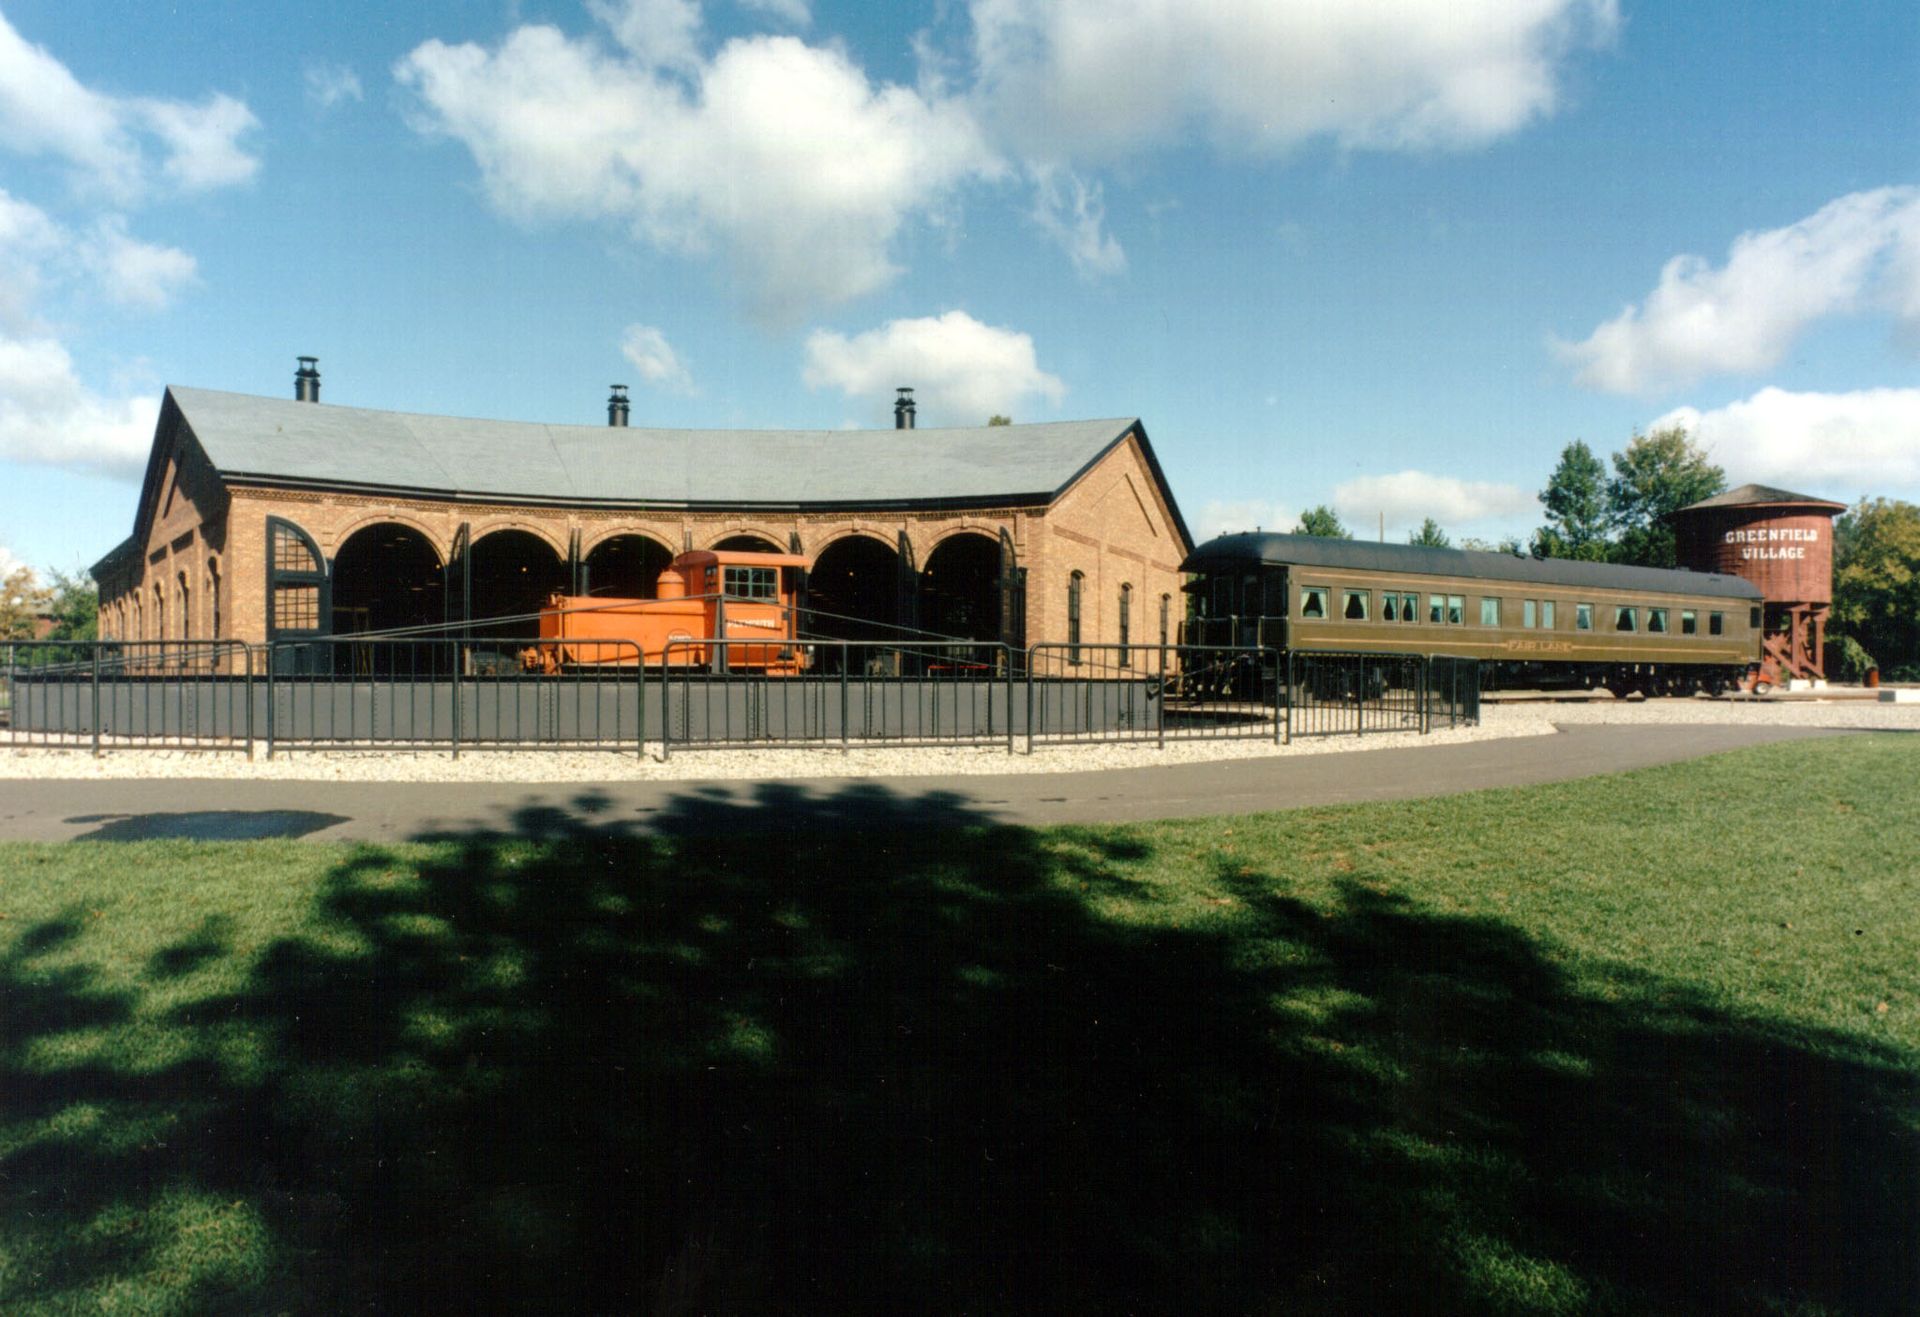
[294,356,320,403]
[893,386,915,430]
[607,384,630,427]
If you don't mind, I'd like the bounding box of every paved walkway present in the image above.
[0,722,1848,843]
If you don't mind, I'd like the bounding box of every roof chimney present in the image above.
[294,356,320,403]
[893,386,916,430]
[607,383,630,427]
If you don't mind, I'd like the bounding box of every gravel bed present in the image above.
[1,697,1908,783]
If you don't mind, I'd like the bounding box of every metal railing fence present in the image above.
[2,637,1479,755]
[1284,650,1428,741]
[1025,642,1284,750]
[261,637,646,757]
[659,639,1018,755]
[2,639,254,752]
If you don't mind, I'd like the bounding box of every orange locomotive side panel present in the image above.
[521,549,810,674]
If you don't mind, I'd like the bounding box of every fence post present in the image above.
[1421,658,1430,735]
[1157,643,1167,752]
[89,643,102,757]
[1025,646,1037,755]
[1283,650,1293,745]
[660,645,672,760]
[841,650,850,751]
[450,649,461,760]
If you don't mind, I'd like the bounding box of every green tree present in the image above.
[1408,518,1450,548]
[1832,498,1920,671]
[1293,505,1352,539]
[986,415,1012,427]
[1605,425,1725,567]
[1531,440,1610,561]
[1,563,51,641]
[1459,536,1525,556]
[43,569,97,644]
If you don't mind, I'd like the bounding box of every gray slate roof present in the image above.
[1181,532,1762,599]
[1676,483,1845,512]
[168,387,1150,512]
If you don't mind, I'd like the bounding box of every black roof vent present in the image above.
[294,356,320,403]
[607,384,630,427]
[893,386,915,430]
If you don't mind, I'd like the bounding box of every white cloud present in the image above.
[1332,470,1536,532]
[1654,387,1920,499]
[305,62,365,111]
[588,0,704,70]
[0,11,259,200]
[802,310,1064,423]
[739,0,811,27]
[77,217,196,310]
[1558,187,1920,394]
[0,188,193,316]
[0,539,26,580]
[1030,166,1124,278]
[620,323,695,392]
[397,19,1003,320]
[1195,498,1299,541]
[968,0,1618,162]
[0,334,155,478]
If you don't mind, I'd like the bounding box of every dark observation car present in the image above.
[1180,533,1762,695]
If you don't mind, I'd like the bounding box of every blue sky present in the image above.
[1,0,1916,578]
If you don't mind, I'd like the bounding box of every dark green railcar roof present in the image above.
[1181,533,1762,600]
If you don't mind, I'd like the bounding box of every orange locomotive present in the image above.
[520,548,810,675]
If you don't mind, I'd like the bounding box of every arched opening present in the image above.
[583,534,673,599]
[807,535,900,641]
[920,532,1001,643]
[713,533,782,553]
[332,523,447,636]
[468,529,565,640]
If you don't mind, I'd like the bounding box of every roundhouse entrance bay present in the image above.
[92,378,1192,659]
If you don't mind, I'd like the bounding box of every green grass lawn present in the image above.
[2,736,1916,1314]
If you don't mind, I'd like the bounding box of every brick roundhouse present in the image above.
[90,365,1192,662]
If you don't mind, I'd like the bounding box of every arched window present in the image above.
[133,592,143,642]
[1118,583,1132,668]
[154,583,166,643]
[1067,571,1083,665]
[1159,592,1171,646]
[177,570,191,641]
[207,558,221,640]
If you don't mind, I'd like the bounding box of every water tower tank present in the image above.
[1672,483,1846,683]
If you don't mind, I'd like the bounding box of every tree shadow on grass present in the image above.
[2,783,1915,1313]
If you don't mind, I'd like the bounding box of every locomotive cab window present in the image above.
[1342,589,1369,621]
[1615,606,1637,632]
[1710,612,1724,636]
[1681,609,1697,635]
[1479,597,1500,627]
[723,566,777,599]
[1300,586,1329,619]
[1576,603,1594,631]
[1647,607,1668,634]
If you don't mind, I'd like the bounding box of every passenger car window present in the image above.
[1523,599,1536,628]
[1750,607,1762,628]
[1447,596,1463,625]
[1681,610,1697,635]
[1615,606,1637,632]
[1401,593,1418,622]
[1541,600,1556,629]
[1300,586,1328,619]
[1647,607,1668,633]
[1428,595,1444,624]
[1576,603,1593,631]
[1710,612,1724,636]
[1343,589,1369,621]
[1480,597,1500,626]
[1381,593,1399,622]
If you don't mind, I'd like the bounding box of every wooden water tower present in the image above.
[1672,484,1846,683]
